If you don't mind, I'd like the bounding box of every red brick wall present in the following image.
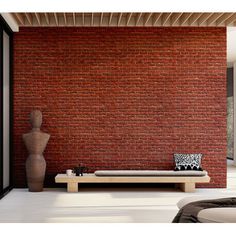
[13,27,227,188]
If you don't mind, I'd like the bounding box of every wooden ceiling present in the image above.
[12,13,236,27]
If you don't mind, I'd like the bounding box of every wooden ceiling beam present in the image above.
[126,13,132,26]
[179,13,192,25]
[144,13,153,26]
[118,13,123,26]
[44,13,50,25]
[109,13,113,25]
[25,13,32,25]
[82,13,85,26]
[14,13,24,25]
[91,13,93,26]
[153,13,162,26]
[63,13,67,25]
[73,13,76,26]
[162,13,172,26]
[35,13,41,25]
[136,13,142,26]
[170,13,182,25]
[100,13,103,26]
[54,13,58,26]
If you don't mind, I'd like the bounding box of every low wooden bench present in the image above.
[55,170,210,193]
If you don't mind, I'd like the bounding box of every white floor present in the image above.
[1,160,236,223]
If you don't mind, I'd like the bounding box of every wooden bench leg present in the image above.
[67,183,78,193]
[179,183,195,192]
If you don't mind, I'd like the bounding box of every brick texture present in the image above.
[13,27,227,188]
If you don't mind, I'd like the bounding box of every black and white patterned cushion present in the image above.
[174,154,203,171]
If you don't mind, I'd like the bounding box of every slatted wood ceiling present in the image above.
[12,12,236,27]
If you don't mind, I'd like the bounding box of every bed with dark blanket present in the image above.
[172,197,236,223]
